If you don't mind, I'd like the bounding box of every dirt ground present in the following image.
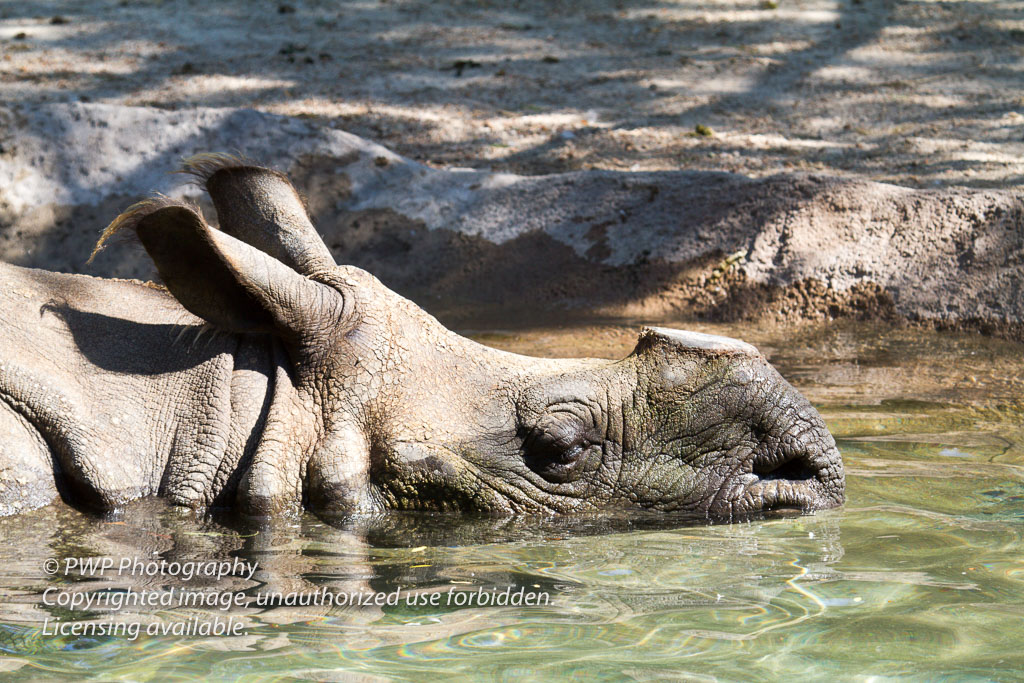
[2,0,1023,189]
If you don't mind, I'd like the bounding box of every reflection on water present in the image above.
[1,320,1023,680]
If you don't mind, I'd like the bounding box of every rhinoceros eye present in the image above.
[521,417,593,483]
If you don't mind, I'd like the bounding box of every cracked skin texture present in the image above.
[0,161,844,521]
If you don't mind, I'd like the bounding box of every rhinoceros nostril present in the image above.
[753,452,818,482]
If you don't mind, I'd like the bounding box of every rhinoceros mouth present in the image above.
[709,442,845,519]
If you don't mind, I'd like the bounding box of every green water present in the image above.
[1,321,1022,681]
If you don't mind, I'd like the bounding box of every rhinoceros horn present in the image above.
[632,327,761,357]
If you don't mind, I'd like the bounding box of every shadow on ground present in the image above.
[1,0,1022,187]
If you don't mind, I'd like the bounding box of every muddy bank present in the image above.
[1,103,1022,332]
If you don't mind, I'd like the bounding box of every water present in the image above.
[1,320,1022,681]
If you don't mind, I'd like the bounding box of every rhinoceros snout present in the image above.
[713,401,845,518]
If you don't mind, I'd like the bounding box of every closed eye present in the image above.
[520,416,599,483]
[524,428,587,464]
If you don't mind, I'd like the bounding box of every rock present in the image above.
[1,103,1022,331]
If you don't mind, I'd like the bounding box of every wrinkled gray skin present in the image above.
[0,161,844,520]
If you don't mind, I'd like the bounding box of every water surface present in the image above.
[1,320,1022,681]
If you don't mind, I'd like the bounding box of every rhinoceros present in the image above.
[0,157,844,519]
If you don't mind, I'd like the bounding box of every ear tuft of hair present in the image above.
[88,196,198,264]
[181,151,311,215]
[179,152,258,186]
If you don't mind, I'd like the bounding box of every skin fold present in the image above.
[0,158,844,520]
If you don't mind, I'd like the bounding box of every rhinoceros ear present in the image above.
[105,200,345,340]
[181,154,336,276]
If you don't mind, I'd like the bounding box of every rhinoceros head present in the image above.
[106,158,844,520]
